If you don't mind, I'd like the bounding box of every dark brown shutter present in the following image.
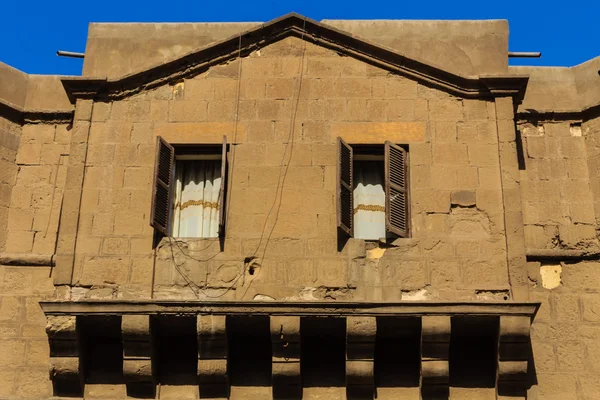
[150,136,175,235]
[218,135,227,237]
[337,137,353,237]
[385,141,409,237]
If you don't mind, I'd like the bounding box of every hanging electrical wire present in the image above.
[240,20,308,300]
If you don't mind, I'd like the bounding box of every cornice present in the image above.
[40,300,541,319]
[61,13,529,104]
[0,97,73,124]
[516,102,600,123]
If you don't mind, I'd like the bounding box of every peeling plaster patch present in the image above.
[522,124,545,137]
[475,290,510,301]
[570,124,582,137]
[401,288,430,301]
[253,294,275,301]
[540,264,562,289]
[298,287,319,300]
[367,247,386,259]
[172,81,185,99]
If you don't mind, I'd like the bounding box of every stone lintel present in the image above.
[40,300,541,318]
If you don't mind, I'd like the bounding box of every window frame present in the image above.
[337,138,410,240]
[150,136,228,239]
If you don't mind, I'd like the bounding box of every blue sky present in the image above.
[1,0,598,76]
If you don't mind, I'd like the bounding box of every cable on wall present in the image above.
[240,19,308,300]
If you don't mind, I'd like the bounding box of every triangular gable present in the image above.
[62,13,528,103]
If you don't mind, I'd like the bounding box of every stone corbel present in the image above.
[198,315,228,398]
[122,315,154,397]
[498,316,530,399]
[46,315,83,397]
[346,316,376,399]
[271,316,301,399]
[421,316,451,399]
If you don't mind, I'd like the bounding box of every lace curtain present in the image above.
[171,160,221,238]
[353,161,386,240]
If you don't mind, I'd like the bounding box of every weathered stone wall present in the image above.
[0,116,21,251]
[3,123,70,255]
[528,259,600,400]
[519,120,597,250]
[62,36,511,303]
[0,265,54,399]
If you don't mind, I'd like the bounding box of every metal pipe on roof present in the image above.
[56,50,85,59]
[508,52,542,58]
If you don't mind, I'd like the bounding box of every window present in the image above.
[337,137,410,240]
[150,136,227,238]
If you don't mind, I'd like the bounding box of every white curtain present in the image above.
[353,161,386,240]
[171,160,222,238]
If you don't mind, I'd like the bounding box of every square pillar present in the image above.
[498,316,530,399]
[346,316,376,399]
[47,315,83,397]
[421,316,450,399]
[122,315,155,397]
[271,316,301,399]
[198,315,228,399]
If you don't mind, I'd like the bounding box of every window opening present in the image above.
[353,150,385,240]
[171,156,222,238]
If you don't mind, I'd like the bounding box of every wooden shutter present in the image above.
[218,135,227,237]
[385,141,409,237]
[150,136,175,235]
[337,137,353,237]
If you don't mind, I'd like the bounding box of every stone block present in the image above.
[78,256,130,286]
[558,225,597,249]
[463,99,489,120]
[468,144,499,167]
[21,124,54,144]
[536,374,577,400]
[102,237,130,255]
[526,136,546,159]
[91,101,111,122]
[380,259,426,290]
[430,166,457,189]
[0,339,26,367]
[16,143,41,165]
[474,189,503,214]
[432,143,468,166]
[26,340,50,366]
[7,208,34,231]
[413,189,450,213]
[495,97,515,120]
[0,297,22,322]
[314,258,347,287]
[5,231,35,253]
[428,99,464,121]
[13,368,51,398]
[451,190,476,207]
[429,259,460,289]
[333,78,371,98]
[168,100,207,122]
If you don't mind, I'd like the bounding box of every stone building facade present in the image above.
[0,13,598,399]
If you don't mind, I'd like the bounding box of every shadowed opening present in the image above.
[80,316,124,385]
[301,317,346,387]
[154,316,198,385]
[227,316,272,386]
[450,316,499,388]
[375,316,421,389]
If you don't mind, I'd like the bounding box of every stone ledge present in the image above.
[40,300,540,318]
